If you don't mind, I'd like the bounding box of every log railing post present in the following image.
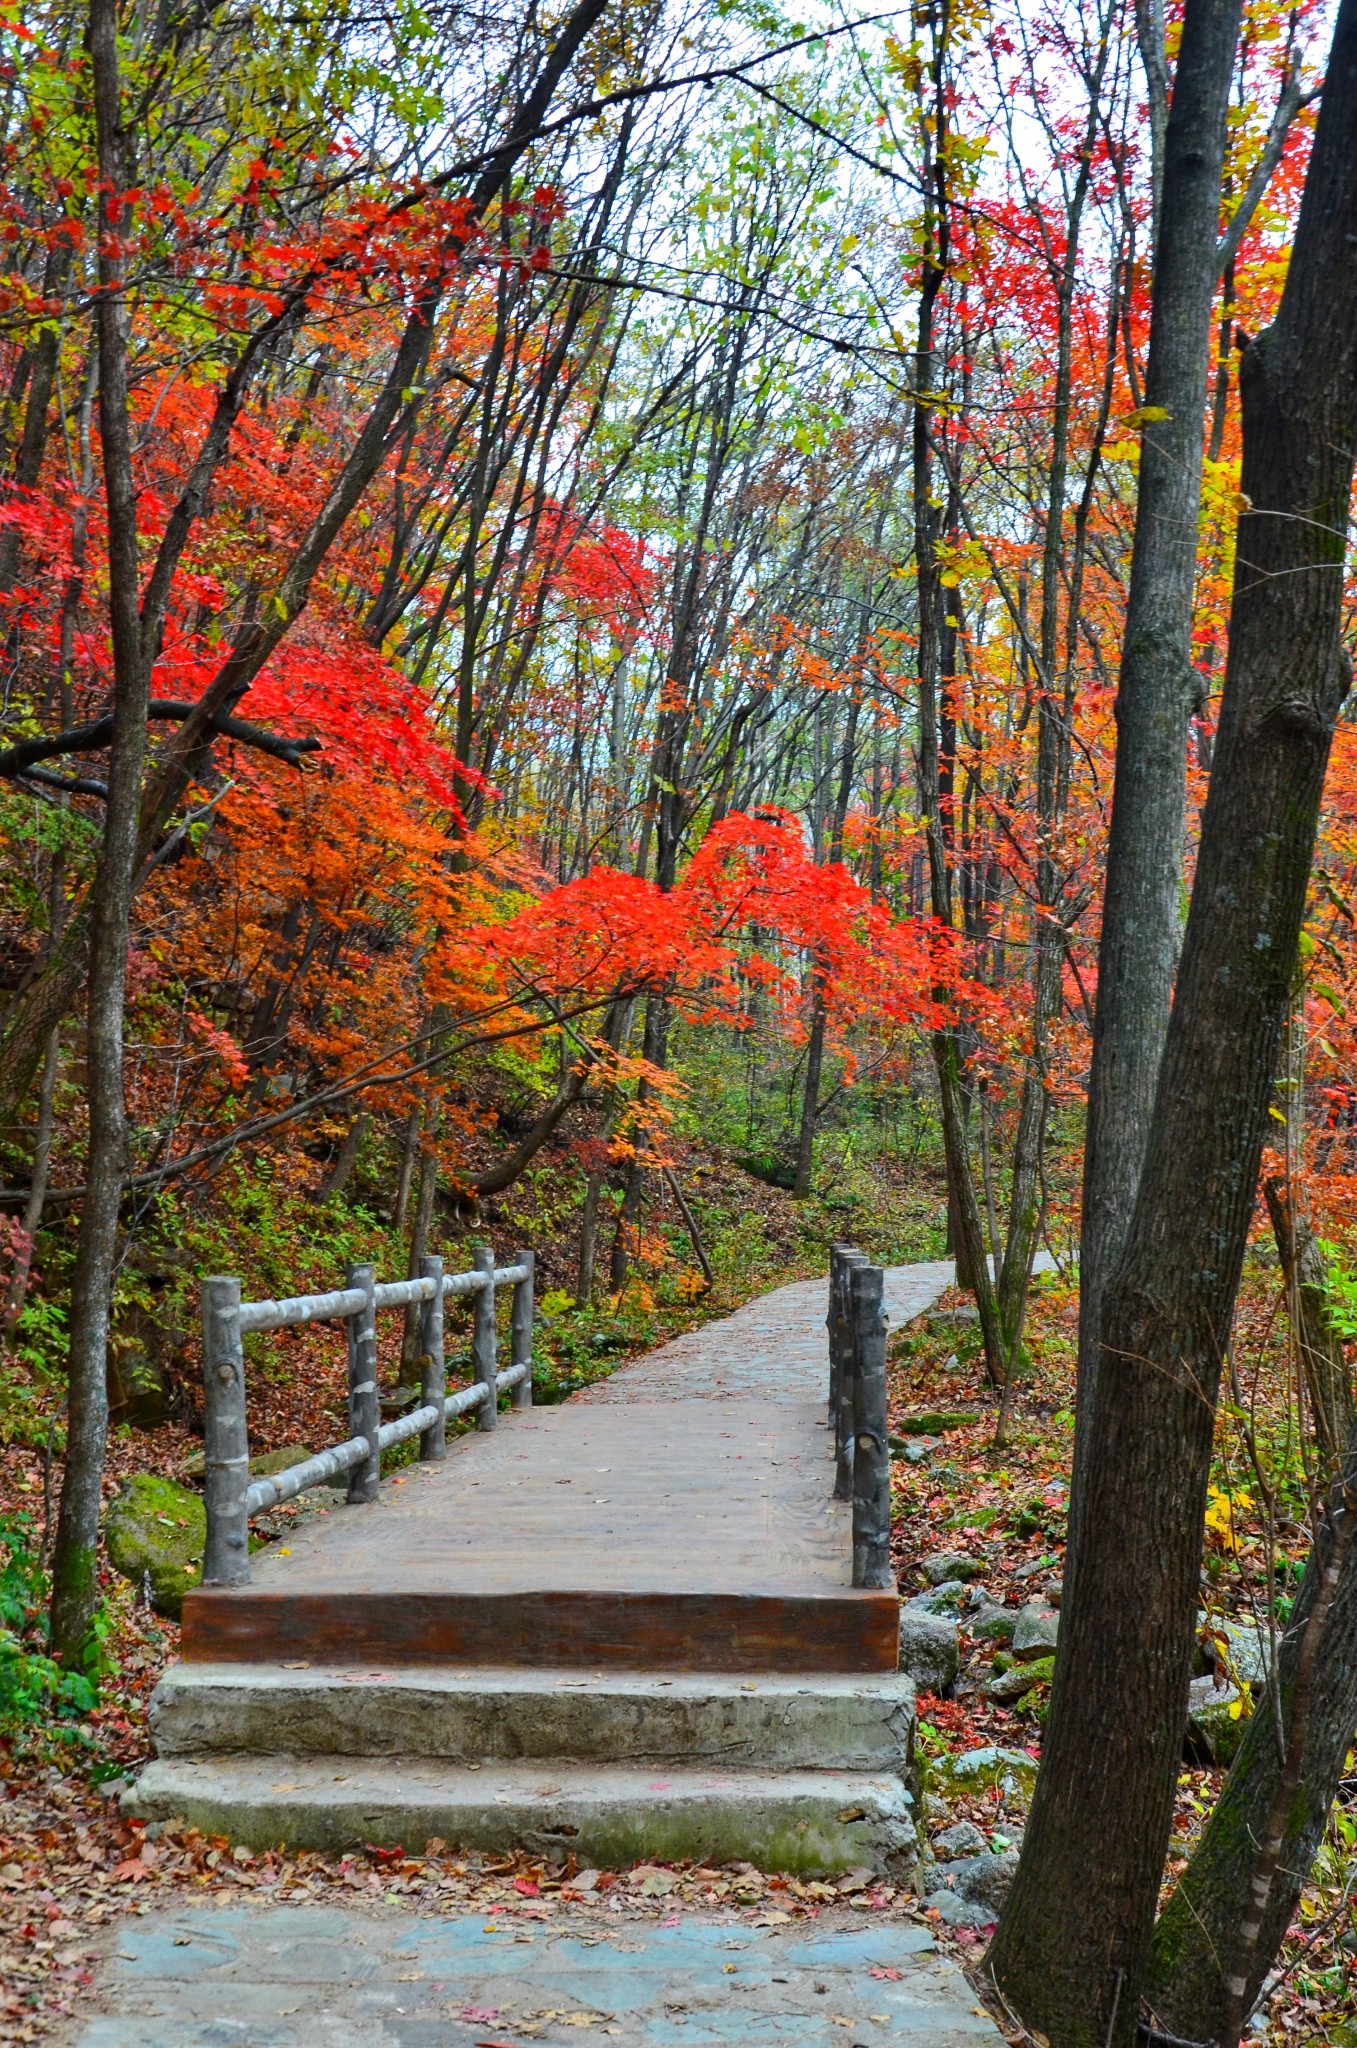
[828,1241,857,1432]
[834,1248,865,1501]
[850,1260,893,1589]
[510,1248,534,1410]
[472,1244,498,1431]
[201,1275,251,1586]
[346,1261,380,1502]
[418,1253,445,1461]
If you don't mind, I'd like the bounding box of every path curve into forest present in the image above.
[581,1259,961,1406]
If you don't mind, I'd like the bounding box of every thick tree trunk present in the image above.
[1070,0,1244,1533]
[988,0,1357,2035]
[49,0,149,1663]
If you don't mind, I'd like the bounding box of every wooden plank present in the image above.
[180,1585,900,1672]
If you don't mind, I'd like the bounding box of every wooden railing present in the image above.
[199,1248,534,1588]
[827,1244,892,1591]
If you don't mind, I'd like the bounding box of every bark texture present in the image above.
[988,0,1357,2033]
[49,0,149,1662]
[1071,0,1244,1520]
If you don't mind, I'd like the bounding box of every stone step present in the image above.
[126,1755,920,1876]
[148,1663,915,1774]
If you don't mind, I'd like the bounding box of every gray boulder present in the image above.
[104,1474,206,1619]
[1187,1674,1246,1765]
[932,1820,986,1858]
[922,1550,981,1585]
[986,1655,1054,1702]
[899,1607,959,1693]
[911,1581,968,1614]
[968,1595,1018,1643]
[951,1851,1019,1913]
[1199,1612,1273,1686]
[938,1745,1039,1799]
[922,1887,996,1932]
[1012,1602,1060,1661]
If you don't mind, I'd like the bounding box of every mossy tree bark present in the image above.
[988,0,1357,2034]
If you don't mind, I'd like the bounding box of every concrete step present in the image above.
[148,1663,915,1774]
[126,1753,919,1875]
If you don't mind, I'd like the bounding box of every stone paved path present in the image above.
[73,1902,1003,2046]
[581,1262,958,1404]
[74,1259,1007,2047]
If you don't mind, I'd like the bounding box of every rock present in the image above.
[1198,1612,1273,1686]
[104,1474,206,1619]
[924,1793,949,1821]
[1012,1602,1060,1661]
[986,1655,1054,1703]
[940,1745,1039,1799]
[922,1887,996,1932]
[179,1444,313,1485]
[250,1445,315,1479]
[932,1820,986,1858]
[902,1438,940,1465]
[895,1411,978,1435]
[898,1608,959,1693]
[969,1599,1018,1645]
[1187,1674,1247,1765]
[910,1582,967,1614]
[926,1305,980,1329]
[950,1851,1019,1913]
[922,1550,981,1586]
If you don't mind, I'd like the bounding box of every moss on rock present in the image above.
[104,1474,206,1619]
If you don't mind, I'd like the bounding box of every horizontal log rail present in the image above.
[200,1247,535,1588]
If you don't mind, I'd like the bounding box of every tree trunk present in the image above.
[610,993,666,1291]
[49,0,150,1664]
[1070,0,1245,1536]
[791,999,827,1200]
[313,1112,368,1204]
[1147,1417,1357,2042]
[996,4,1113,1383]
[1263,1177,1355,1473]
[393,1105,420,1233]
[910,13,1003,1381]
[400,1140,440,1377]
[988,0,1357,2034]
[578,1170,605,1303]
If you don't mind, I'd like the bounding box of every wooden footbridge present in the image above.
[132,1248,957,1874]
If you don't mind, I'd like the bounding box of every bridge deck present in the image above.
[180,1264,954,1673]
